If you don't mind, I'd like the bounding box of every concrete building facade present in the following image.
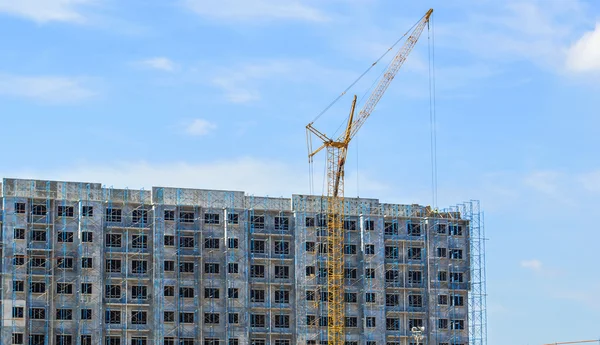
[0,178,482,345]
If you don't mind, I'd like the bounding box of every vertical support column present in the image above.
[1,180,28,345]
[91,184,104,345]
[56,182,67,345]
[245,195,254,344]
[195,201,202,345]
[175,189,182,343]
[293,196,312,345]
[152,188,165,345]
[123,189,130,345]
[426,213,444,345]
[468,201,487,345]
[224,195,231,345]
[223,190,247,345]
[247,196,254,344]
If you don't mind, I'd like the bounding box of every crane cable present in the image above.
[428,13,438,209]
[309,12,427,125]
[308,10,431,197]
[353,46,401,198]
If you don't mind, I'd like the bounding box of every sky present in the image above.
[1,0,600,344]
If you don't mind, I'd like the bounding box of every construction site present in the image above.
[0,178,485,345]
[4,0,600,343]
[0,7,492,345]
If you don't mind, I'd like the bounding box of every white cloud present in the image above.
[182,0,329,22]
[429,168,600,215]
[2,158,398,201]
[547,282,600,311]
[521,259,543,271]
[212,77,260,103]
[0,0,93,23]
[522,171,562,196]
[0,74,96,103]
[210,59,353,103]
[186,119,217,136]
[137,57,177,72]
[578,170,600,193]
[210,61,291,103]
[566,23,600,73]
[435,0,589,72]
[5,158,309,196]
[327,1,581,98]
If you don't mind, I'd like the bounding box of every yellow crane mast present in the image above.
[306,8,433,345]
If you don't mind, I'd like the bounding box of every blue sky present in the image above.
[1,0,600,344]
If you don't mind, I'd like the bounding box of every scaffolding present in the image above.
[462,201,487,345]
[77,182,102,345]
[0,178,487,345]
[224,190,244,345]
[152,187,165,345]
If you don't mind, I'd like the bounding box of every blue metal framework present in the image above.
[428,214,445,345]
[79,183,98,345]
[8,181,18,345]
[152,188,165,345]
[132,188,148,341]
[123,188,130,344]
[464,201,487,345]
[56,182,68,345]
[361,202,375,345]
[224,191,235,345]
[386,204,402,345]
[247,196,256,343]
[442,200,487,345]
[204,191,216,343]
[24,181,53,345]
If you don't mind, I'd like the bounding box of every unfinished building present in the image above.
[0,178,486,345]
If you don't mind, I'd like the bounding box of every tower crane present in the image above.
[305,9,433,345]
